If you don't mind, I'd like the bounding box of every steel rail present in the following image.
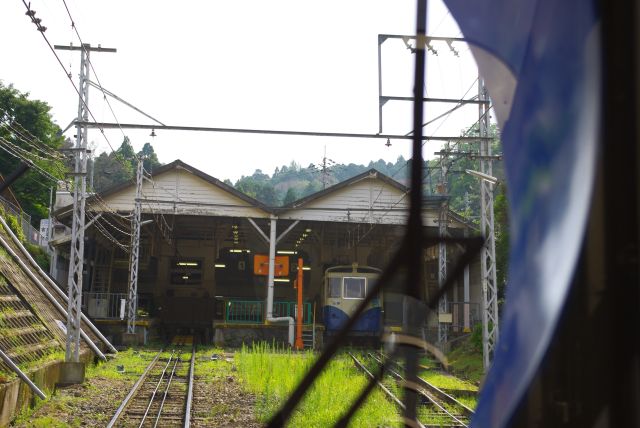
[369,353,468,427]
[184,345,196,428]
[375,351,475,418]
[138,351,177,428]
[152,354,181,428]
[348,352,405,409]
[107,350,163,428]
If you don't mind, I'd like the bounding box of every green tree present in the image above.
[494,185,510,299]
[92,138,163,192]
[92,150,133,192]
[282,188,299,205]
[0,82,65,223]
[138,142,161,173]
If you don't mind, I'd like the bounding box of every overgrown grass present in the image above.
[236,342,400,427]
[420,371,477,392]
[446,341,484,385]
[86,348,160,381]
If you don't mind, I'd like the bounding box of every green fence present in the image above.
[225,300,312,324]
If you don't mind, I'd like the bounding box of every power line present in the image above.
[59,0,127,141]
[20,1,119,155]
[0,138,60,182]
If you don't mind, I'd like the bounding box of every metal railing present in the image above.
[82,292,128,319]
[446,301,481,332]
[225,299,312,324]
[0,195,41,246]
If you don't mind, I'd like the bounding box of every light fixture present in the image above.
[305,228,312,233]
[277,250,297,255]
[214,264,226,268]
[177,262,198,267]
[274,278,290,283]
[182,275,189,280]
[229,249,250,253]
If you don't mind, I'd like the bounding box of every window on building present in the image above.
[328,277,342,298]
[170,259,203,285]
[343,277,366,299]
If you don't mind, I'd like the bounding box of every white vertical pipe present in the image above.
[464,264,470,331]
[266,216,277,319]
[265,216,294,346]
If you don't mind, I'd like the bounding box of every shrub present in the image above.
[25,243,50,272]
[5,214,26,243]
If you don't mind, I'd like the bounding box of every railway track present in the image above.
[349,351,473,427]
[108,338,196,428]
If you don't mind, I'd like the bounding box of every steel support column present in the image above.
[65,46,90,362]
[438,146,449,344]
[479,80,499,369]
[127,157,143,334]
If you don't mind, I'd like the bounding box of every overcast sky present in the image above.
[1,0,481,182]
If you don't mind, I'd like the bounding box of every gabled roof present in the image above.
[276,168,449,211]
[278,168,407,211]
[56,159,272,217]
[100,159,271,211]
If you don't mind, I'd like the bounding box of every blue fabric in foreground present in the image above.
[441,1,600,426]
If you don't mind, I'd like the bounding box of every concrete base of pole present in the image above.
[58,362,85,385]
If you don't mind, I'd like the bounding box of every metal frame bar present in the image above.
[0,233,106,360]
[0,347,47,400]
[0,215,117,354]
[73,121,491,142]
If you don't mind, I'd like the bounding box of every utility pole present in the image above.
[127,157,143,334]
[478,80,500,369]
[320,147,335,190]
[437,144,449,344]
[55,43,116,363]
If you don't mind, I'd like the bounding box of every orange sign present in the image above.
[253,254,289,277]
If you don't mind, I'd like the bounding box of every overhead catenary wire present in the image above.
[59,0,127,141]
[0,138,61,182]
[20,0,119,155]
[0,118,64,160]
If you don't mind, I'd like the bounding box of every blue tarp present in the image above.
[441,1,601,426]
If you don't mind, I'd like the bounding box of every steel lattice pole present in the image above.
[66,47,90,362]
[438,147,449,344]
[127,157,143,334]
[479,80,499,369]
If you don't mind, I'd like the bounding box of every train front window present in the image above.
[328,277,342,297]
[344,277,366,299]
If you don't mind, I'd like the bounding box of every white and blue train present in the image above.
[322,264,383,337]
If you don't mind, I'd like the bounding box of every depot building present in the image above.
[50,160,482,346]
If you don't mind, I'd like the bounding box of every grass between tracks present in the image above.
[235,343,400,427]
